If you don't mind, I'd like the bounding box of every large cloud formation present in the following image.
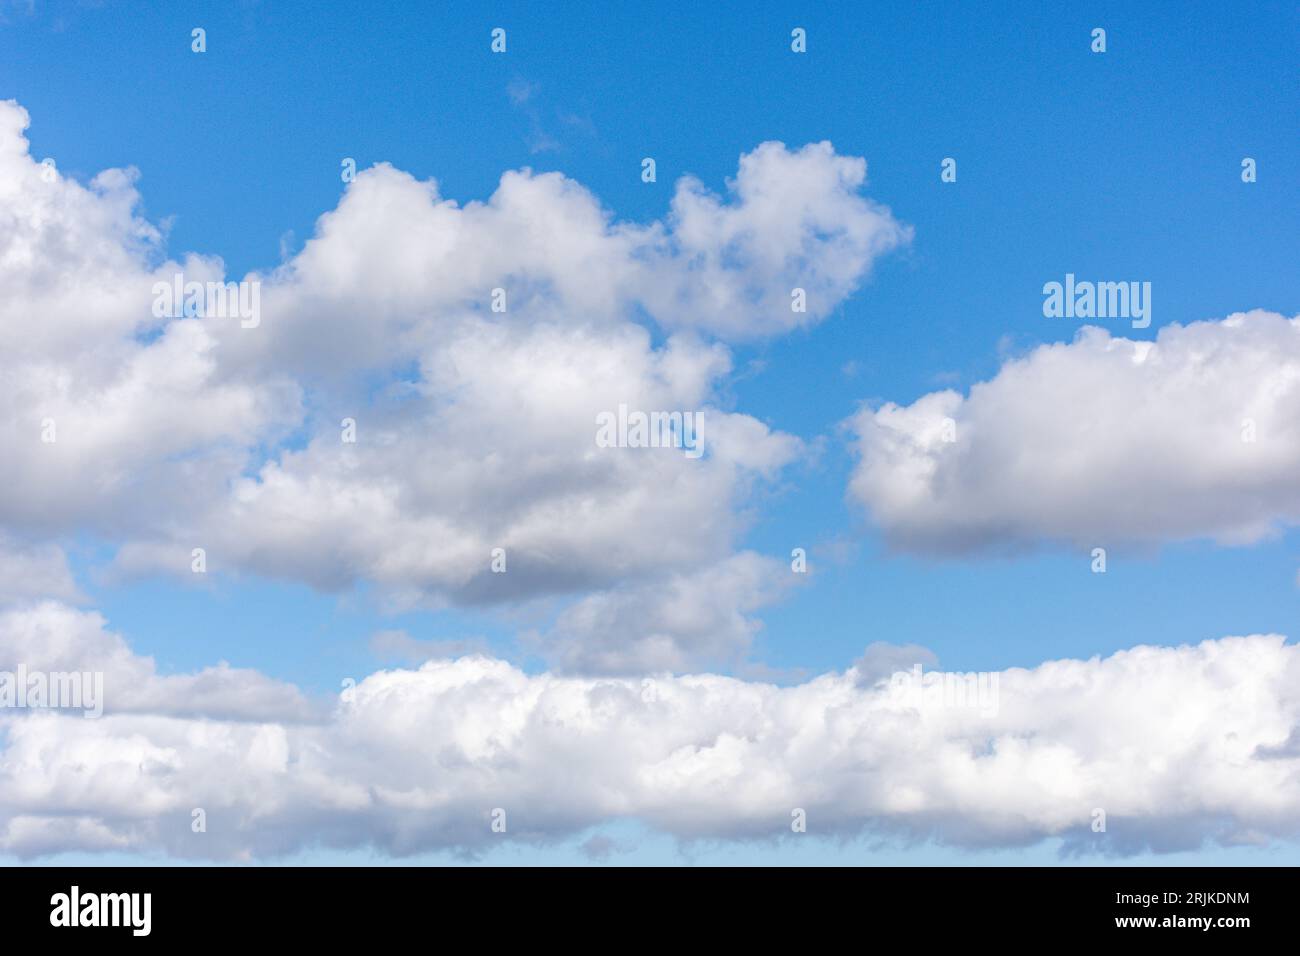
[139,144,896,605]
[0,97,906,670]
[0,599,1296,860]
[850,311,1300,554]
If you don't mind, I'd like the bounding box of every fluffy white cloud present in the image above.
[1,99,898,657]
[0,100,300,538]
[0,602,315,723]
[116,322,801,612]
[849,310,1300,553]
[0,602,1296,859]
[134,140,897,610]
[637,141,912,338]
[221,139,909,380]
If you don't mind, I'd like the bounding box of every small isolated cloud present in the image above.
[852,641,939,687]
[506,77,538,106]
[369,629,487,665]
[579,833,626,862]
[849,311,1300,554]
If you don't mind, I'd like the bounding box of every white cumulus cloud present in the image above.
[849,310,1300,553]
[0,602,1296,860]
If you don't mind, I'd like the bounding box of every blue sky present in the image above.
[0,1,1297,865]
